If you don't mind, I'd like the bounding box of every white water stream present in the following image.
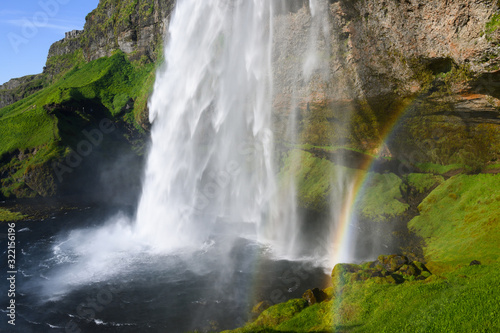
[135,0,276,251]
[39,1,354,303]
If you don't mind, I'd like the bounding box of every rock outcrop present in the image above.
[2,0,176,106]
[0,74,44,109]
[79,0,174,62]
[1,0,499,201]
[331,255,432,287]
[272,0,500,167]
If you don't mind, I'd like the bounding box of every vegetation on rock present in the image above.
[0,51,155,198]
[0,208,26,222]
[225,261,499,333]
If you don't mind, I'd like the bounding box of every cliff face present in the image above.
[1,0,499,201]
[2,0,174,109]
[272,0,500,168]
[0,74,45,109]
[43,0,174,82]
[0,0,178,201]
[81,0,174,62]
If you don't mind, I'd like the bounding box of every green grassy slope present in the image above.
[409,174,500,273]
[226,263,499,333]
[0,51,155,198]
[224,153,500,333]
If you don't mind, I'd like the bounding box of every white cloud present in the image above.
[0,10,26,17]
[3,18,80,32]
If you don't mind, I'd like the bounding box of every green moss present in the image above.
[297,98,381,152]
[278,149,356,212]
[227,263,500,333]
[276,302,334,331]
[393,102,499,168]
[409,174,500,273]
[415,162,463,175]
[0,208,26,222]
[356,173,409,222]
[485,12,500,37]
[45,49,86,83]
[406,173,444,193]
[230,299,308,332]
[278,150,409,220]
[0,51,155,197]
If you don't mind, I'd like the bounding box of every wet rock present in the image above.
[331,263,362,285]
[302,288,328,305]
[336,255,433,285]
[412,261,430,274]
[251,301,271,317]
[377,255,409,272]
[386,274,405,284]
[398,263,420,277]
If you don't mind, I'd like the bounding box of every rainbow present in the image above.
[328,97,417,268]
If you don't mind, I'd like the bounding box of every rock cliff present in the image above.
[0,74,45,109]
[1,0,174,110]
[43,0,175,81]
[0,0,499,200]
[272,0,500,168]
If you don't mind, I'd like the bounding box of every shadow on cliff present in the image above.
[45,98,145,207]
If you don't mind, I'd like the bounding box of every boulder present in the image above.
[251,301,271,317]
[331,263,362,286]
[398,263,420,277]
[302,288,328,306]
[377,255,409,272]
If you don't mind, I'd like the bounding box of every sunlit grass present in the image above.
[226,263,500,332]
[409,174,500,273]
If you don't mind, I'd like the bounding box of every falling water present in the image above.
[135,0,275,251]
[262,0,343,263]
[13,4,381,331]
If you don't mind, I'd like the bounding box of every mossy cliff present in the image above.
[1,0,499,201]
[0,0,176,201]
[227,150,499,331]
[272,0,500,170]
[1,0,174,109]
[225,262,500,332]
[0,0,498,330]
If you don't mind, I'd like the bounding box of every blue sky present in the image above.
[0,0,100,85]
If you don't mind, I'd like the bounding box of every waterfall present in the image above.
[133,0,354,265]
[134,0,275,251]
[37,1,364,308]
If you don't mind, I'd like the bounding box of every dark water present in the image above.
[0,206,328,332]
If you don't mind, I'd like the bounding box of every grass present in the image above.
[226,263,499,333]
[409,174,500,273]
[0,50,156,197]
[406,173,444,193]
[415,162,463,175]
[355,172,409,222]
[279,149,410,221]
[485,163,500,171]
[225,156,499,333]
[0,208,26,222]
[485,12,500,37]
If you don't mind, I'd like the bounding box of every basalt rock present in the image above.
[251,301,271,318]
[0,74,45,108]
[272,0,500,165]
[332,255,432,287]
[302,287,328,305]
